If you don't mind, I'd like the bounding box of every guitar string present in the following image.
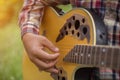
[55,44,120,49]
[49,44,119,70]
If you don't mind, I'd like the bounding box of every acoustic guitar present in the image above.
[23,6,120,80]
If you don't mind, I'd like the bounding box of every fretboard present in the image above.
[63,45,120,70]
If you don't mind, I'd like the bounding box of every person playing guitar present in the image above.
[19,0,120,80]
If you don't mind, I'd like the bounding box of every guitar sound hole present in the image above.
[73,16,75,20]
[77,32,80,37]
[62,77,65,80]
[65,31,68,35]
[61,33,64,36]
[74,67,100,80]
[64,26,67,30]
[60,70,62,74]
[82,18,85,23]
[58,76,60,80]
[68,22,72,29]
[57,76,66,80]
[72,30,74,35]
[82,27,87,35]
[75,20,80,30]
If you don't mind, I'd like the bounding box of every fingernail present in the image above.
[54,48,59,52]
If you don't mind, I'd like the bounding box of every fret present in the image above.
[95,47,101,66]
[85,45,89,64]
[110,48,114,69]
[86,45,91,65]
[112,48,119,69]
[99,47,108,67]
[81,45,85,64]
[104,47,108,68]
[78,45,82,64]
[105,47,112,68]
[75,45,78,64]
[77,45,82,64]
[67,48,71,62]
[117,49,120,70]
[72,45,80,64]
[73,46,77,63]
[72,46,76,63]
[68,48,73,62]
[63,50,67,62]
[63,44,120,71]
[74,45,77,63]
[69,48,73,62]
[66,47,74,63]
[83,45,87,64]
[91,46,96,66]
[77,45,81,64]
[72,47,76,63]
[80,45,84,64]
[89,45,93,65]
[98,47,102,67]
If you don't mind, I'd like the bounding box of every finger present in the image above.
[50,72,59,79]
[35,48,60,60]
[45,67,59,74]
[41,37,59,52]
[34,57,58,70]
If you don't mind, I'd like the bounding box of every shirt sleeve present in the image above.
[19,0,45,37]
[18,0,71,37]
[19,0,64,37]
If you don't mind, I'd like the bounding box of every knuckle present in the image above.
[44,64,52,69]
[32,51,37,56]
[44,65,49,69]
[29,55,35,63]
[30,47,38,56]
[48,63,54,68]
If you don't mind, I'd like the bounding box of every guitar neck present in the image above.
[63,45,120,70]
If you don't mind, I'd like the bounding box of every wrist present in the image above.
[22,32,38,42]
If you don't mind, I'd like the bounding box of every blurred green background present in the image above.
[0,0,23,80]
[0,0,72,80]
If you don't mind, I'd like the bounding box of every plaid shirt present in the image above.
[19,0,120,79]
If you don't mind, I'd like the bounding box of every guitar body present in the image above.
[23,7,107,80]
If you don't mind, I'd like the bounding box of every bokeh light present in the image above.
[0,0,21,27]
[0,0,23,80]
